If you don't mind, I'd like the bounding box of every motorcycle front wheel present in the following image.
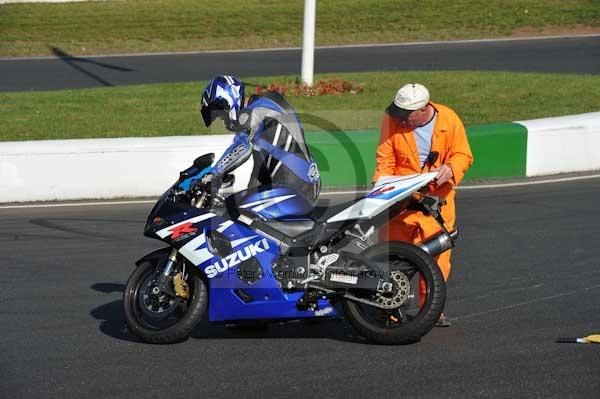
[343,241,446,345]
[123,256,207,344]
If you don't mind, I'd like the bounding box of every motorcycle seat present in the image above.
[272,199,356,225]
[306,199,357,223]
[263,219,315,238]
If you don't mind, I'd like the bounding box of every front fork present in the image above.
[155,247,179,293]
[155,192,204,291]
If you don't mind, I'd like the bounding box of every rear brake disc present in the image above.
[374,270,411,309]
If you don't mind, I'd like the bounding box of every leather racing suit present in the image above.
[211,91,321,213]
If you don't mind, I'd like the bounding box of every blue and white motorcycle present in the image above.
[123,153,457,344]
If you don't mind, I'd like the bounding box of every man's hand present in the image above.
[431,164,453,185]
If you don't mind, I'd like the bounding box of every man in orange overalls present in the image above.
[372,83,474,327]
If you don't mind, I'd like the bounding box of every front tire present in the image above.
[343,241,446,345]
[123,258,207,344]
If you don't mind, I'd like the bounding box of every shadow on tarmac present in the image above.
[50,46,135,87]
[89,282,383,345]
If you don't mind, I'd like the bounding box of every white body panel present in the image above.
[326,173,437,223]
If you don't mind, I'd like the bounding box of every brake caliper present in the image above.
[173,273,189,299]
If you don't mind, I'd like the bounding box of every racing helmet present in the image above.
[200,75,245,131]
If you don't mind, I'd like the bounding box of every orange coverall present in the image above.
[372,102,474,282]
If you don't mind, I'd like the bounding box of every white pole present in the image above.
[301,0,316,87]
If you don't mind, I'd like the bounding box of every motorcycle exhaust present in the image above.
[418,229,458,257]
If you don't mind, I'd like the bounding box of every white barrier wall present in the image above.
[2,112,600,203]
[518,112,600,177]
[0,135,252,203]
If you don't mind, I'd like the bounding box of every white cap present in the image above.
[393,83,430,110]
[386,83,430,120]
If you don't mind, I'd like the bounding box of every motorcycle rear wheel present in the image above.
[123,258,207,344]
[343,241,446,345]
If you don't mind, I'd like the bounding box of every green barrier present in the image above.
[464,122,527,180]
[306,130,378,187]
[306,122,527,187]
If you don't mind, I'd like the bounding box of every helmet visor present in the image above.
[201,98,230,127]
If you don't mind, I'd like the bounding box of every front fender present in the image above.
[135,247,172,267]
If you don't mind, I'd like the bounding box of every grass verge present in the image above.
[0,0,598,57]
[1,70,599,142]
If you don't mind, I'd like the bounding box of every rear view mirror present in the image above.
[179,166,196,181]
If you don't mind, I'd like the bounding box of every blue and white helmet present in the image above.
[200,75,245,130]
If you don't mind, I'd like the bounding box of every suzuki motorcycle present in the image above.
[123,153,457,345]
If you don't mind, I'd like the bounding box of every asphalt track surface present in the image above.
[2,178,600,398]
[1,35,599,92]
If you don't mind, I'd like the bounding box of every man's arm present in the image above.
[212,131,253,177]
[443,113,474,186]
[372,114,399,183]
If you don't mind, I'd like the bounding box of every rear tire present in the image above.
[343,241,445,345]
[123,258,207,344]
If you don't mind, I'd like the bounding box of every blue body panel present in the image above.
[177,166,211,191]
[238,186,313,220]
[202,218,337,321]
[149,185,337,323]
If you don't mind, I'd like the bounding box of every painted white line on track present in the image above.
[0,193,359,209]
[457,173,600,190]
[319,173,600,194]
[2,34,599,61]
[453,290,578,321]
[454,283,600,321]
[0,200,156,209]
[1,173,599,209]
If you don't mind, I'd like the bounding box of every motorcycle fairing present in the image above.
[177,166,211,191]
[144,169,437,323]
[144,196,218,247]
[196,219,337,321]
[149,203,337,321]
[237,186,313,220]
[326,173,437,223]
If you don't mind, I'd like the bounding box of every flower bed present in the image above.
[253,77,364,97]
